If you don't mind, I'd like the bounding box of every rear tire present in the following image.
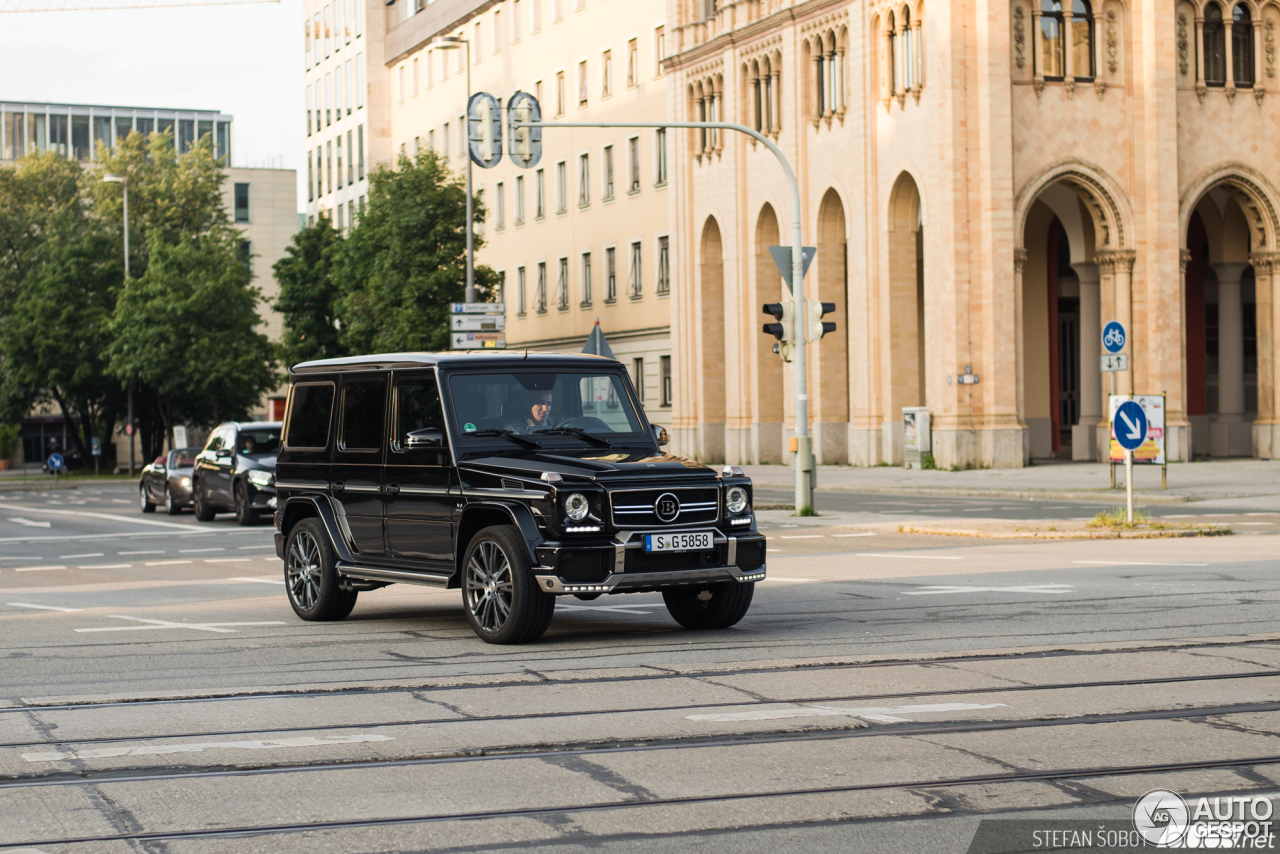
[192,479,216,522]
[662,582,754,630]
[139,484,156,514]
[284,518,357,621]
[234,481,257,527]
[461,525,555,644]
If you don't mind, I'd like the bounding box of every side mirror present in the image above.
[406,427,445,449]
[651,424,669,447]
[216,448,233,460]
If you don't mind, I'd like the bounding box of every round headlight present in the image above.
[726,486,749,515]
[564,493,590,521]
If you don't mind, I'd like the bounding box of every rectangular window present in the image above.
[307,152,314,202]
[357,124,365,179]
[633,358,645,403]
[326,141,333,194]
[556,71,566,115]
[323,5,331,56]
[655,128,667,184]
[306,85,312,136]
[512,0,521,40]
[557,257,569,309]
[335,68,344,117]
[458,116,465,157]
[237,240,252,274]
[337,204,344,231]
[656,235,670,295]
[316,147,324,198]
[475,21,482,59]
[660,355,671,405]
[234,182,250,222]
[314,13,321,64]
[493,8,501,51]
[655,26,665,76]
[412,57,419,96]
[518,266,527,315]
[355,0,361,37]
[581,252,592,305]
[343,0,350,43]
[628,240,642,298]
[336,136,344,188]
[578,153,589,206]
[553,0,561,20]
[535,168,545,217]
[443,121,450,158]
[536,261,548,313]
[347,130,354,184]
[627,38,638,87]
[496,270,505,304]
[556,160,567,213]
[286,383,335,449]
[603,144,614,198]
[305,19,312,68]
[393,376,444,449]
[325,74,333,124]
[515,175,525,223]
[340,379,386,450]
[428,129,435,150]
[496,181,505,228]
[578,60,588,106]
[606,246,617,301]
[356,54,364,108]
[532,0,541,30]
[398,65,406,103]
[602,49,612,97]
[628,136,640,192]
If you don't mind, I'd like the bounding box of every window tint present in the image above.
[395,376,444,447]
[341,379,387,450]
[287,383,335,448]
[237,428,280,455]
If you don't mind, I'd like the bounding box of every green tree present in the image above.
[333,150,499,354]
[108,231,278,447]
[273,217,346,368]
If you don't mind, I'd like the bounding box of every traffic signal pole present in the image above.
[520,118,814,511]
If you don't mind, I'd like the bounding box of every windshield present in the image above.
[236,428,281,456]
[448,371,644,440]
[169,450,198,468]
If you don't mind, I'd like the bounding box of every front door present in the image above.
[332,375,388,556]
[209,424,237,506]
[384,372,454,568]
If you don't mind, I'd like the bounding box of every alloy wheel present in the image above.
[287,530,322,612]
[139,486,148,511]
[165,488,173,513]
[465,540,514,634]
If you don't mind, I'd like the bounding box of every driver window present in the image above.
[395,375,444,448]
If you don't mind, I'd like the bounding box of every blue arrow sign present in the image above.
[1102,320,1126,354]
[1114,401,1147,452]
[47,453,64,471]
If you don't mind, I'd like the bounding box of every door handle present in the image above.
[330,481,345,494]
[384,483,400,495]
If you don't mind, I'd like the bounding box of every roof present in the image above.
[291,352,621,375]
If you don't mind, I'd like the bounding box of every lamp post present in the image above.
[429,35,475,303]
[103,173,134,476]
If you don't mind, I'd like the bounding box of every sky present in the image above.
[2,0,306,211]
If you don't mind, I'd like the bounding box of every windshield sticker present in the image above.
[464,423,477,433]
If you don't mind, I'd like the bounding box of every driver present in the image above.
[521,390,553,433]
[241,436,257,454]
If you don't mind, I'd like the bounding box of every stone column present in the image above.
[1015,249,1028,434]
[1250,253,1278,457]
[1097,250,1136,395]
[1032,6,1045,95]
[1210,262,1252,456]
[1063,7,1076,96]
[1072,262,1102,459]
[1225,19,1238,102]
[1195,15,1207,100]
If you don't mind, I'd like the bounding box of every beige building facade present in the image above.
[666,0,1280,467]
[382,0,675,415]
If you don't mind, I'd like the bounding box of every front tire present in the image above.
[139,484,156,514]
[164,485,182,516]
[462,525,554,645]
[285,518,357,621]
[234,481,257,526]
[662,582,755,630]
[192,479,216,522]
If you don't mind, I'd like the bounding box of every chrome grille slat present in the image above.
[608,486,720,528]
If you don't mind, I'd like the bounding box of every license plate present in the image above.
[644,531,713,553]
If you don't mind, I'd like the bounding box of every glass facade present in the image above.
[0,103,233,164]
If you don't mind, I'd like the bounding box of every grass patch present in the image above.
[1087,507,1161,530]
[797,505,819,517]
[920,453,938,470]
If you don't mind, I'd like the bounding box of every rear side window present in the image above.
[341,379,387,451]
[286,383,335,449]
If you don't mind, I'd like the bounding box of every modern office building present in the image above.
[1,102,232,162]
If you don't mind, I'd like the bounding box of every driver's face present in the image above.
[530,393,552,424]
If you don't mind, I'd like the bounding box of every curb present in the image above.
[900,524,1232,539]
[751,483,1223,505]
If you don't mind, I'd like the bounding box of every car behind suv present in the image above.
[273,353,766,644]
[193,421,281,525]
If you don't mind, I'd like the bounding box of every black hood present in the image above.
[458,450,717,484]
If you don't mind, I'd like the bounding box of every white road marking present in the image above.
[688,701,1007,724]
[23,733,394,762]
[78,564,132,570]
[75,615,286,634]
[0,557,39,561]
[779,535,824,539]
[0,502,206,532]
[905,584,1074,596]
[60,553,104,559]
[1073,560,1209,567]
[239,545,278,550]
[6,602,82,612]
[1233,522,1274,526]
[1246,512,1278,516]
[831,532,875,538]
[229,577,285,585]
[120,550,164,555]
[203,558,251,563]
[7,518,51,528]
[180,548,225,553]
[145,560,192,566]
[556,605,657,615]
[857,552,965,560]
[13,566,65,572]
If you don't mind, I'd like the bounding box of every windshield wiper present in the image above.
[465,429,542,449]
[532,426,613,447]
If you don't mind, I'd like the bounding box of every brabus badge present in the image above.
[654,492,680,522]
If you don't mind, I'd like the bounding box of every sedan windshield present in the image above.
[448,371,644,440]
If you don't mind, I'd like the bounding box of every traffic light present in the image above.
[762,300,796,362]
[808,301,837,342]
[506,91,542,169]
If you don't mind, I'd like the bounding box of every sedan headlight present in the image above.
[180,476,191,488]
[726,486,749,515]
[564,493,590,522]
[247,470,275,488]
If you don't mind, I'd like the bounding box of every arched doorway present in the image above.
[814,189,849,463]
[886,172,925,461]
[698,215,726,461]
[750,204,783,463]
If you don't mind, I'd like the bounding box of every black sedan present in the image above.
[192,421,281,526]
[139,448,200,516]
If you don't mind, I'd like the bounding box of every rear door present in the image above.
[332,375,389,556]
[384,372,454,567]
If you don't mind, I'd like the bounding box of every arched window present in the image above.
[1233,3,1254,86]
[887,12,898,93]
[752,60,764,131]
[1204,3,1226,86]
[1040,0,1065,79]
[1071,0,1094,79]
[901,8,913,90]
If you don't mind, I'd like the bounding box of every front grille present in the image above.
[558,550,612,583]
[610,487,719,527]
[625,547,724,573]
[735,540,766,571]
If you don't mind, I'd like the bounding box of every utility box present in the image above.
[903,407,931,469]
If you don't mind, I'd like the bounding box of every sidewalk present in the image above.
[743,458,1280,508]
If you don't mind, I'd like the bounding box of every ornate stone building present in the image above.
[665,0,1280,467]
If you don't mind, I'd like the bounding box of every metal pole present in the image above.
[123,178,133,476]
[1125,448,1133,524]
[127,383,134,477]
[525,119,812,511]
[1109,371,1116,489]
[464,39,475,304]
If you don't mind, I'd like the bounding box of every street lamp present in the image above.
[103,172,134,476]
[428,35,476,303]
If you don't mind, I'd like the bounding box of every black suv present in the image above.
[193,421,281,526]
[273,353,766,644]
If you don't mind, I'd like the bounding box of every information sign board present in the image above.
[452,332,507,349]
[1109,395,1165,464]
[451,314,506,332]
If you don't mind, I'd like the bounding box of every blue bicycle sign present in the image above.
[1102,320,1126,354]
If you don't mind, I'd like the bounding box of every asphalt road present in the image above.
[2,482,1279,853]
